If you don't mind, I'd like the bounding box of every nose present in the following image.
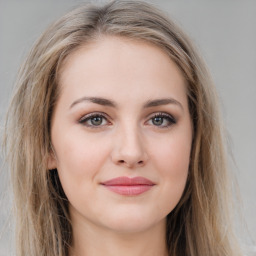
[111,126,148,168]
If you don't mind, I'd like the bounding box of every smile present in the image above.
[100,176,155,196]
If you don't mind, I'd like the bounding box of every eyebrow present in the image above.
[70,97,116,109]
[143,98,184,111]
[70,96,183,110]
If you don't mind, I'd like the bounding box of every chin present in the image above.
[101,210,166,234]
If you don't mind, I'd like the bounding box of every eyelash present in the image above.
[146,112,176,128]
[78,112,110,128]
[78,112,176,128]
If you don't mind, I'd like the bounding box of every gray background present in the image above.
[0,0,255,255]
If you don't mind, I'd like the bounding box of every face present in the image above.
[49,36,193,234]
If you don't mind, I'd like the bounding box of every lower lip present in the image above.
[103,185,154,196]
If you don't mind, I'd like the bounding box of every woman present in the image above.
[4,1,242,255]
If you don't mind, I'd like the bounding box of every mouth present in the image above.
[100,176,155,196]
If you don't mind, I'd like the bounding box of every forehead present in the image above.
[57,36,188,107]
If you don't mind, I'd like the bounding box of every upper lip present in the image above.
[101,176,155,186]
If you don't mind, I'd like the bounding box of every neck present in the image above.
[69,216,168,256]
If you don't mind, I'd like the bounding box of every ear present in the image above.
[47,152,57,170]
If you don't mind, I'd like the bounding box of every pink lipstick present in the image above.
[100,176,155,196]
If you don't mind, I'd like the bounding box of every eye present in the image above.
[79,113,110,127]
[146,113,176,128]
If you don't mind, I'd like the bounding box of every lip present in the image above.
[100,176,155,196]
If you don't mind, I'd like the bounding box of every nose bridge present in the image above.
[111,121,148,167]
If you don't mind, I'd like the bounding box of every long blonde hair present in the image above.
[4,1,242,255]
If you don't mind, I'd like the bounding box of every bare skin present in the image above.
[70,213,168,256]
[49,36,192,256]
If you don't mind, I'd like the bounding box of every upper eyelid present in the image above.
[79,112,110,122]
[77,111,176,123]
[146,112,176,120]
[145,112,177,126]
[78,113,111,128]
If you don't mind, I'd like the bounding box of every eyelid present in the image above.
[145,112,176,127]
[78,112,112,127]
[147,111,175,120]
[77,111,176,128]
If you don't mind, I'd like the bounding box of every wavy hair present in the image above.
[4,1,241,255]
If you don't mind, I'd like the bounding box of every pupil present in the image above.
[153,117,163,126]
[91,116,102,125]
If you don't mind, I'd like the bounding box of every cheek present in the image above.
[152,129,191,175]
[150,131,191,212]
[158,140,190,189]
[53,131,111,192]
[57,130,107,167]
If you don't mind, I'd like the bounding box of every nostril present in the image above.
[117,159,144,166]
